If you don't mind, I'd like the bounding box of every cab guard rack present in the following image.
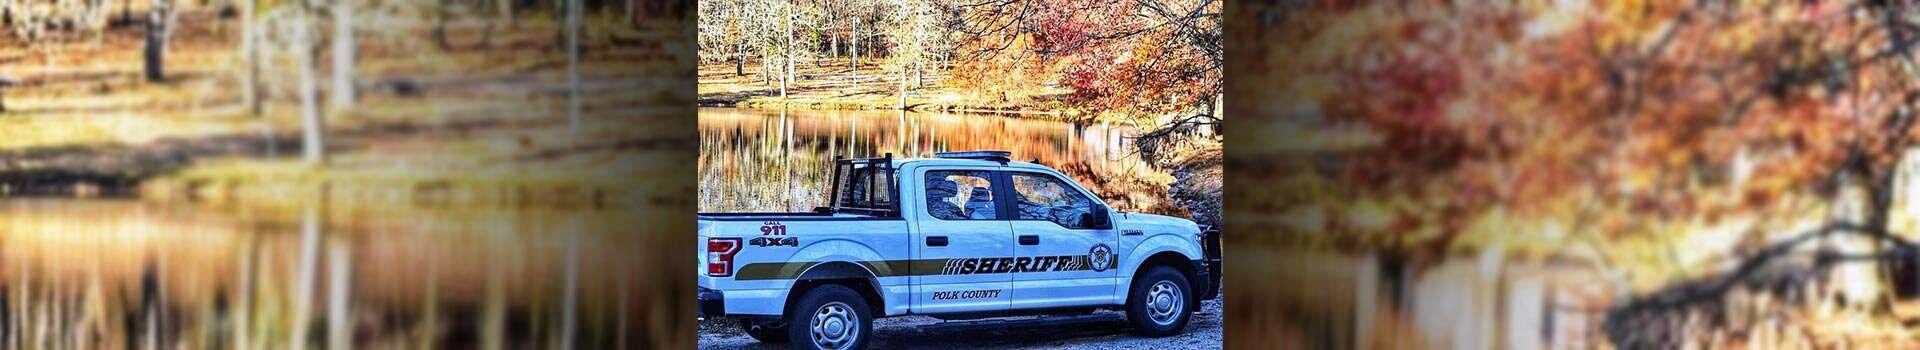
[823,153,901,217]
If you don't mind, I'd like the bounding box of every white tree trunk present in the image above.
[331,0,355,109]
[780,0,791,99]
[898,61,907,110]
[241,0,260,116]
[850,20,858,76]
[299,8,325,165]
[567,0,582,134]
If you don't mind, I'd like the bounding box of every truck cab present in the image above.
[698,151,1221,350]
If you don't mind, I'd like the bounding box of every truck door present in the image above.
[911,168,1014,313]
[1004,171,1120,309]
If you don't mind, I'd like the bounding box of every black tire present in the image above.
[739,318,789,343]
[1126,266,1194,337]
[786,284,873,350]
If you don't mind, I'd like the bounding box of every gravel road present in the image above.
[698,297,1222,349]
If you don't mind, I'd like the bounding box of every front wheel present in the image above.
[1126,266,1193,337]
[786,284,873,350]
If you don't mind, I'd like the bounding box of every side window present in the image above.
[925,170,998,220]
[1011,173,1095,229]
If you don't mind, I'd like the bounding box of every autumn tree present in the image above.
[949,0,1220,122]
[884,0,943,108]
[1233,1,1920,345]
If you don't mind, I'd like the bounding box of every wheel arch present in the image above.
[784,261,887,317]
[1125,251,1201,306]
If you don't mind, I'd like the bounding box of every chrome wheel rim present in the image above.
[1147,280,1184,326]
[810,301,858,349]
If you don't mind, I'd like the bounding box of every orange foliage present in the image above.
[1235,1,1920,242]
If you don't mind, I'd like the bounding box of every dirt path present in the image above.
[697,298,1223,349]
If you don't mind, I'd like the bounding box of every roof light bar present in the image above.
[934,150,1013,161]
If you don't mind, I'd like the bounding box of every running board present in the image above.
[915,313,1123,332]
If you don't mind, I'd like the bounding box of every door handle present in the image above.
[927,236,948,246]
[1122,230,1143,236]
[1019,235,1039,245]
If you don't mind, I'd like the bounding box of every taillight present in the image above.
[707,238,743,277]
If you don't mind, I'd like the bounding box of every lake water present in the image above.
[697,107,1186,217]
[0,197,674,348]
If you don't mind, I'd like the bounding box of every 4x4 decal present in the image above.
[750,236,798,247]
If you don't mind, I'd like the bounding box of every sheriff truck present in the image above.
[697,151,1222,350]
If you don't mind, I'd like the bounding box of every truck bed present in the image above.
[698,211,901,221]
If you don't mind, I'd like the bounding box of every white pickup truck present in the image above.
[697,151,1221,350]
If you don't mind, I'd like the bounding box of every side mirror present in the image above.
[1085,204,1113,230]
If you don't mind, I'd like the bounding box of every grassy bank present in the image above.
[697,58,1090,119]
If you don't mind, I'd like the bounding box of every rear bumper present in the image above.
[697,286,726,318]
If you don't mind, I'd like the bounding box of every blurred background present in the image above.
[1233,0,1920,348]
[0,0,691,348]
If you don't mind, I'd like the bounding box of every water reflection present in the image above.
[0,198,662,348]
[698,108,1186,216]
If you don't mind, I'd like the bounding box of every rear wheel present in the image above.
[1126,266,1193,337]
[739,318,789,343]
[786,284,872,350]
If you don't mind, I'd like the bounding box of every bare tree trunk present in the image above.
[780,0,791,99]
[898,61,907,110]
[568,0,582,134]
[331,0,355,109]
[733,8,745,77]
[434,0,450,49]
[829,17,837,63]
[241,0,260,116]
[497,0,512,27]
[143,0,172,82]
[850,19,858,76]
[299,8,325,165]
